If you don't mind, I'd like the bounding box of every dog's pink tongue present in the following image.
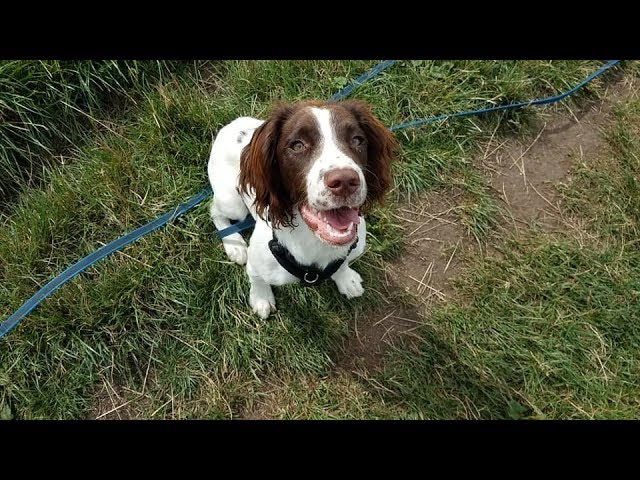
[324,207,359,230]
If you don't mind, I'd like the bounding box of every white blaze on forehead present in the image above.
[305,107,366,208]
[310,107,352,166]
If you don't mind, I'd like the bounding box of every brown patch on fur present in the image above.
[275,103,323,207]
[239,104,301,228]
[339,100,398,211]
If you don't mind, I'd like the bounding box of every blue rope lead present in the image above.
[213,60,620,239]
[330,60,397,101]
[214,215,257,239]
[389,60,620,131]
[0,187,212,338]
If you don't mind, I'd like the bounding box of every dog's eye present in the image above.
[351,135,365,147]
[290,140,306,152]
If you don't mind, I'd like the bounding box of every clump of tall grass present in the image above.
[0,60,198,202]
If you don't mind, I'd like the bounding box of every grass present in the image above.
[0,60,201,203]
[0,60,633,419]
[375,238,640,419]
[371,96,640,419]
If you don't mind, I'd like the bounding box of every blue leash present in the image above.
[389,60,620,131]
[0,60,620,339]
[329,60,397,101]
[0,188,212,338]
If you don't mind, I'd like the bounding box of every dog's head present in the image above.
[239,100,398,246]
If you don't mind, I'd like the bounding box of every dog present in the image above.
[208,100,397,318]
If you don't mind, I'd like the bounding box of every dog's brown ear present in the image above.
[341,100,398,210]
[239,104,295,228]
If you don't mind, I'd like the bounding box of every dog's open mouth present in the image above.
[300,204,359,246]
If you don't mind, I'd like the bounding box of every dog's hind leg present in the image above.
[210,194,250,265]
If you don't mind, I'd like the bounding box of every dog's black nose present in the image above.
[324,168,360,197]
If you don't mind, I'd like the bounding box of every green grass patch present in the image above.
[0,60,202,203]
[374,238,640,419]
[365,91,640,420]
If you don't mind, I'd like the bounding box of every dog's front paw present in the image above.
[223,238,248,265]
[333,267,364,299]
[251,299,275,319]
[249,287,276,319]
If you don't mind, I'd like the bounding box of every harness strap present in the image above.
[268,232,358,287]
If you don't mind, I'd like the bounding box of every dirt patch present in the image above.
[332,192,469,373]
[483,77,638,231]
[388,194,467,299]
[331,304,426,373]
[88,381,142,420]
[87,355,158,420]
[239,386,284,420]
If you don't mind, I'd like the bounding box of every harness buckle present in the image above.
[303,272,320,285]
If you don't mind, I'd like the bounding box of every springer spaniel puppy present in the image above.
[208,100,397,318]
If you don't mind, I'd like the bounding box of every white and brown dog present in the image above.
[208,100,397,318]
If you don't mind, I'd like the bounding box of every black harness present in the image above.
[268,232,358,287]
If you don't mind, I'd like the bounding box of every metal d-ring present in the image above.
[303,272,320,284]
